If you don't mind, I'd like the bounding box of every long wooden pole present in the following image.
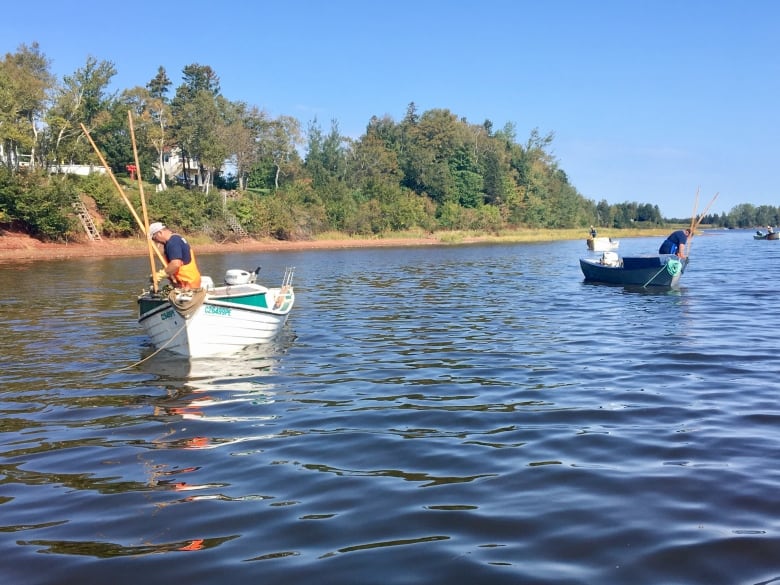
[128,111,160,292]
[681,187,701,258]
[689,186,700,234]
[694,192,718,230]
[80,122,166,265]
[687,191,718,256]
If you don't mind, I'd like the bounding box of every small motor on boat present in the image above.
[600,251,620,267]
[224,266,261,285]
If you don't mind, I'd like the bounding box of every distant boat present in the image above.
[586,236,619,251]
[579,252,687,288]
[753,230,779,240]
[138,266,295,358]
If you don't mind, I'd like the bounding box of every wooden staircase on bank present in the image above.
[72,196,102,241]
[224,211,248,238]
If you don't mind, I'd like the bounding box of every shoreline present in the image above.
[0,227,682,264]
[0,232,466,264]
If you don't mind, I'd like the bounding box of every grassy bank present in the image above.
[311,226,683,245]
[0,225,692,264]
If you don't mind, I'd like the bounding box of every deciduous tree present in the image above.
[0,43,54,171]
[46,56,117,166]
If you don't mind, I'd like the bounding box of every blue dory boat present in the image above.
[579,252,688,288]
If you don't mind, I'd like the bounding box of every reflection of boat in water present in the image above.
[145,356,279,449]
[139,340,286,382]
[139,330,294,427]
[135,342,293,507]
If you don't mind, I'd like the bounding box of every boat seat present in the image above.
[622,256,664,269]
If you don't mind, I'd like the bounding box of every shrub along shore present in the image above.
[0,227,680,264]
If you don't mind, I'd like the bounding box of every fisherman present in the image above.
[149,222,202,289]
[658,228,691,259]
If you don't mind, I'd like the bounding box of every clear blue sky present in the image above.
[4,0,778,218]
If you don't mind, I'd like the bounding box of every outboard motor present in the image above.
[601,251,620,267]
[225,269,253,285]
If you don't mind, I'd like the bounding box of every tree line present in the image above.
[0,42,764,242]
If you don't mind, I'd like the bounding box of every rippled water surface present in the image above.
[1,230,778,584]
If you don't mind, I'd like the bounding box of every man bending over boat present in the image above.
[658,228,691,259]
[149,222,202,289]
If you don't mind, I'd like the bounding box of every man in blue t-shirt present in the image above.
[149,222,201,288]
[658,228,691,258]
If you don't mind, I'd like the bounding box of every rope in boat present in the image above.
[666,259,682,275]
[642,258,682,288]
[642,264,669,288]
[168,288,207,318]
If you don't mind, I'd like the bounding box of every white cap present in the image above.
[148,222,165,238]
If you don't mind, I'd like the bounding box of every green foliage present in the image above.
[226,195,258,232]
[0,171,76,240]
[0,43,52,170]
[214,172,238,190]
[305,118,347,188]
[470,204,504,233]
[0,167,15,219]
[69,173,135,236]
[607,201,664,229]
[320,178,358,232]
[347,199,384,235]
[255,191,298,239]
[712,203,780,228]
[246,160,277,191]
[437,201,466,230]
[381,188,435,232]
[93,105,135,175]
[75,172,117,209]
[222,184,326,241]
[45,56,118,167]
[145,185,223,234]
[2,46,768,240]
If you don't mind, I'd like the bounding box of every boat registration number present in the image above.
[205,305,231,316]
[161,309,175,320]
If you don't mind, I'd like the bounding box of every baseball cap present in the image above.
[149,222,165,238]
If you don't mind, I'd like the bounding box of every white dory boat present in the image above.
[579,251,687,288]
[138,266,295,358]
[586,236,619,252]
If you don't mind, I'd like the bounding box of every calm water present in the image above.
[0,230,778,585]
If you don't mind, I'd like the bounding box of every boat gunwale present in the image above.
[138,289,294,322]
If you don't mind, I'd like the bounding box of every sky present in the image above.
[3,0,778,218]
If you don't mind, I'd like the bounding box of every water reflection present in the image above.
[16,534,237,557]
[581,280,685,295]
[3,331,294,562]
[3,235,780,583]
[138,335,293,482]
